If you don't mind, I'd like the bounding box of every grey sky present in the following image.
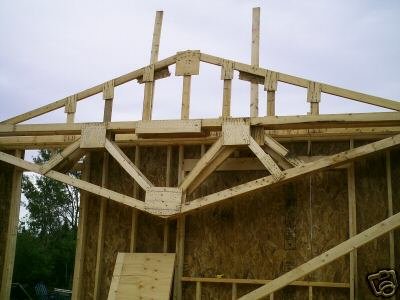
[0,0,399,123]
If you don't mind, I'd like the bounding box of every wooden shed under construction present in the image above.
[1,8,400,300]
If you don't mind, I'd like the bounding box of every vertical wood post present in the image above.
[250,7,260,117]
[348,139,357,300]
[264,71,277,116]
[181,75,192,119]
[386,151,395,270]
[0,150,24,300]
[93,83,114,299]
[142,11,163,120]
[195,282,202,300]
[232,283,237,300]
[130,145,140,252]
[163,146,172,253]
[174,145,185,299]
[221,60,234,117]
[71,153,91,300]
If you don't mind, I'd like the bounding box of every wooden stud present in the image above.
[71,154,91,300]
[65,94,77,123]
[221,60,234,117]
[163,146,172,252]
[196,282,201,300]
[264,133,289,157]
[232,283,237,300]
[0,150,24,300]
[174,145,185,300]
[250,7,260,117]
[308,286,313,300]
[142,11,164,121]
[40,139,81,174]
[386,151,395,270]
[181,75,191,119]
[248,137,284,181]
[264,71,278,117]
[130,146,140,252]
[348,139,357,300]
[239,211,400,299]
[307,81,321,115]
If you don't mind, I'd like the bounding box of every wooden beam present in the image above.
[1,55,176,125]
[1,112,400,137]
[221,60,234,117]
[239,212,400,299]
[250,7,260,117]
[173,145,185,300]
[104,139,153,191]
[130,146,140,252]
[0,151,147,212]
[0,150,24,300]
[264,134,289,157]
[181,277,350,288]
[265,70,277,116]
[71,154,91,300]
[348,139,357,300]
[386,151,395,270]
[181,75,191,119]
[179,138,223,192]
[40,139,81,174]
[181,134,400,214]
[200,52,400,111]
[248,137,283,181]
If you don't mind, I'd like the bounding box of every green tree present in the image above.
[13,149,80,291]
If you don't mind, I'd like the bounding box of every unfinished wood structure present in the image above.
[1,8,400,300]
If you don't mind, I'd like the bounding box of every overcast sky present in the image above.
[0,0,399,123]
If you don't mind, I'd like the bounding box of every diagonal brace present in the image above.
[104,138,153,191]
[40,138,81,174]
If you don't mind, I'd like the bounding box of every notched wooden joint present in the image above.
[64,95,77,113]
[145,187,182,216]
[137,66,171,84]
[264,70,278,92]
[80,123,107,148]
[222,119,250,145]
[175,50,200,76]
[221,60,234,80]
[307,81,321,103]
[103,80,115,100]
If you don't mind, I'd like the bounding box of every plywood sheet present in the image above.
[108,253,176,300]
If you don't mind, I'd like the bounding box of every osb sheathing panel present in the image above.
[79,143,397,299]
[0,157,15,285]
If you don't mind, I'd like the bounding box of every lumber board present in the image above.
[181,134,400,214]
[181,277,350,288]
[104,139,153,190]
[1,112,400,137]
[107,253,175,300]
[250,7,260,117]
[136,120,201,135]
[40,138,81,174]
[0,55,175,125]
[264,134,289,157]
[179,138,223,191]
[248,137,283,181]
[239,211,400,299]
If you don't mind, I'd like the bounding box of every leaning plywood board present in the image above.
[108,253,176,300]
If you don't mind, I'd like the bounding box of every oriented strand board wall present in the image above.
[79,143,398,300]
